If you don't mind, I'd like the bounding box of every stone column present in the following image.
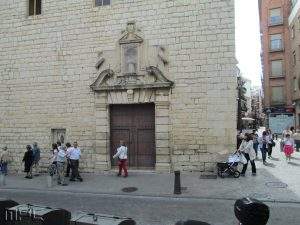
[155,99,171,172]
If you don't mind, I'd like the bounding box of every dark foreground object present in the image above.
[6,204,71,225]
[0,199,19,225]
[234,198,269,225]
[71,212,136,225]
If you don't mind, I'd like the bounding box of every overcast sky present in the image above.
[235,0,262,87]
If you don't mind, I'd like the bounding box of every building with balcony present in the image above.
[259,0,295,133]
[289,0,300,129]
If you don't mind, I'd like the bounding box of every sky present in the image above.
[235,0,262,87]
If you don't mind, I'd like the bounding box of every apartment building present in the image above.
[259,0,295,133]
[289,0,300,128]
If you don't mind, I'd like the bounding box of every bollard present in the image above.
[47,175,53,188]
[174,170,181,195]
[0,173,6,186]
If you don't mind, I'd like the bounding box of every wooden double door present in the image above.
[110,104,155,169]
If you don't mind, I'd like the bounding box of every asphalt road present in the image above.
[0,189,299,225]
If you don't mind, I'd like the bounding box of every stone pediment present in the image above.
[90,66,173,92]
[119,21,143,44]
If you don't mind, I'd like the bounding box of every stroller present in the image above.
[217,152,241,178]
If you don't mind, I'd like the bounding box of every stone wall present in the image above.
[0,0,236,173]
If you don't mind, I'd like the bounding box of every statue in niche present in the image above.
[123,43,138,75]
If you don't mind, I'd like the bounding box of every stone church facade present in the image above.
[0,0,236,173]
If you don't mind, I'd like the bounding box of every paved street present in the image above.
[1,189,300,225]
[1,139,300,224]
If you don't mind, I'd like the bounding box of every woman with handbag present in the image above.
[238,133,256,176]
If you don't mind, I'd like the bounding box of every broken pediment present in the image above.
[90,66,173,92]
[90,22,173,92]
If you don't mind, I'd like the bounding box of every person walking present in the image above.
[69,141,83,182]
[258,131,269,165]
[0,147,11,175]
[266,130,275,159]
[56,146,68,186]
[113,140,128,177]
[238,133,256,176]
[252,130,259,157]
[283,134,295,162]
[65,142,72,177]
[32,142,41,176]
[22,145,34,179]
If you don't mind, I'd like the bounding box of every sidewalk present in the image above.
[1,140,300,203]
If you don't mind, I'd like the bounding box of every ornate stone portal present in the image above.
[90,22,173,171]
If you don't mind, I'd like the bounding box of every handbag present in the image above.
[271,140,276,147]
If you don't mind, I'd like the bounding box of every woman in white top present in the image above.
[238,133,257,176]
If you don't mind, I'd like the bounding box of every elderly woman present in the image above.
[238,133,257,176]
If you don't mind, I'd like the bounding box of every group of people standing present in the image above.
[21,141,83,185]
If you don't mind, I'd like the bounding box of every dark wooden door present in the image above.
[110,104,155,169]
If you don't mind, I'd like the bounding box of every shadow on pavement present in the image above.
[264,163,276,168]
[270,157,280,161]
[288,162,300,167]
[291,157,300,161]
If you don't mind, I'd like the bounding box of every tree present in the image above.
[237,76,248,130]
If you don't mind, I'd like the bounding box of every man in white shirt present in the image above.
[69,141,83,182]
[113,140,128,177]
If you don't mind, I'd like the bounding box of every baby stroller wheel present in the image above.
[233,171,240,178]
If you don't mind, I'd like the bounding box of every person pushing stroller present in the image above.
[238,133,256,176]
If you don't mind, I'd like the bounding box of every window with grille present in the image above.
[271,86,285,105]
[269,8,282,25]
[95,0,111,6]
[270,34,283,51]
[271,60,283,77]
[29,0,41,16]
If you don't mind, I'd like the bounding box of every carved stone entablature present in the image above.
[90,22,173,92]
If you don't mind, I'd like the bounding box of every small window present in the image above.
[271,86,285,105]
[269,8,282,25]
[270,34,283,51]
[294,78,297,92]
[293,51,296,65]
[95,0,111,6]
[271,60,283,77]
[51,129,66,145]
[29,0,41,16]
